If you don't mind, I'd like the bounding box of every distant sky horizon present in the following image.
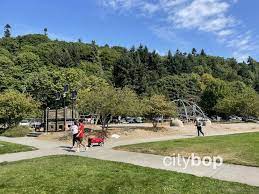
[1,0,258,61]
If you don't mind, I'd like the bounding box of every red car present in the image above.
[88,137,104,147]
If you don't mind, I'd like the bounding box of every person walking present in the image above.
[70,121,79,149]
[76,119,87,152]
[196,118,204,136]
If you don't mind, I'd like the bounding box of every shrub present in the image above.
[0,90,40,127]
[1,126,32,137]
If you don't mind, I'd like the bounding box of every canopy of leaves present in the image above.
[0,90,40,127]
[201,79,259,117]
[78,86,142,119]
[144,95,177,119]
[0,32,258,118]
[215,83,259,117]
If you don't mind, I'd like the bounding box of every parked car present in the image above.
[126,117,135,123]
[228,116,242,121]
[210,116,222,122]
[120,118,127,124]
[135,117,143,123]
[242,116,259,123]
[30,121,41,129]
[19,120,30,126]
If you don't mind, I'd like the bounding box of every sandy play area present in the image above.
[37,122,259,143]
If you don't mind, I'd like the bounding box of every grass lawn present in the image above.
[116,132,259,167]
[0,141,36,155]
[0,155,258,194]
[1,126,32,137]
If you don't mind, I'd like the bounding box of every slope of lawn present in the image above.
[0,155,258,194]
[0,141,36,155]
[116,132,259,167]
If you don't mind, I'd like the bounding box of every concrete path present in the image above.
[1,133,259,187]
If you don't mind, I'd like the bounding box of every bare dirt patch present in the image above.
[36,122,259,143]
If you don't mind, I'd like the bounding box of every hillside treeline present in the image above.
[0,33,258,117]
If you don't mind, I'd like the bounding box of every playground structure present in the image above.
[173,99,207,122]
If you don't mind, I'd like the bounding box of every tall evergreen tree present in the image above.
[4,24,11,38]
[200,49,206,56]
[192,48,197,56]
[166,50,174,73]
[43,28,48,36]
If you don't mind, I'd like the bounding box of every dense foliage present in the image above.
[0,29,258,118]
[78,86,143,129]
[144,95,177,127]
[0,90,39,126]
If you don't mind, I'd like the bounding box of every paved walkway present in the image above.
[1,133,259,187]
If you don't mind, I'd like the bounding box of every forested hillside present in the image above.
[0,30,258,117]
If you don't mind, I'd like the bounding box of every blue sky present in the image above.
[0,0,258,61]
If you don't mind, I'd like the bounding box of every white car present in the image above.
[19,120,30,126]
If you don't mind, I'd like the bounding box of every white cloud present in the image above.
[218,29,234,37]
[101,0,141,10]
[160,0,189,10]
[151,25,190,48]
[172,0,232,31]
[226,31,258,61]
[141,3,159,14]
[100,0,258,61]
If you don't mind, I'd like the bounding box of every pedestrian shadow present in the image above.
[58,146,75,152]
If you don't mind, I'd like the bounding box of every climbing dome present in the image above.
[173,99,207,122]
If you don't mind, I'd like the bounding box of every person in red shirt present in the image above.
[76,119,87,152]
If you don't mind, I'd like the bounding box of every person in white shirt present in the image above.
[71,121,79,149]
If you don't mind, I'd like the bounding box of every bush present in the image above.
[0,90,40,127]
[1,126,32,137]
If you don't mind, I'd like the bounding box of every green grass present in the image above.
[0,155,258,194]
[0,141,36,154]
[1,126,32,137]
[116,132,259,167]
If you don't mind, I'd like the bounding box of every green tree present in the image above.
[0,55,24,91]
[79,61,103,77]
[215,84,259,117]
[16,52,41,73]
[79,75,109,91]
[156,74,202,101]
[192,48,197,56]
[44,28,48,36]
[0,37,19,53]
[89,41,100,63]
[144,95,177,127]
[200,49,206,56]
[113,54,133,87]
[200,78,229,115]
[0,48,12,58]
[78,86,141,130]
[4,24,11,38]
[0,90,39,127]
[25,67,65,107]
[17,34,49,47]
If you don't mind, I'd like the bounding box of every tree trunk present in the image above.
[106,115,113,130]
[152,120,158,128]
[101,115,107,131]
[100,115,109,138]
[161,115,164,124]
[95,114,100,125]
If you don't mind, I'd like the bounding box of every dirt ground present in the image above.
[37,122,259,143]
